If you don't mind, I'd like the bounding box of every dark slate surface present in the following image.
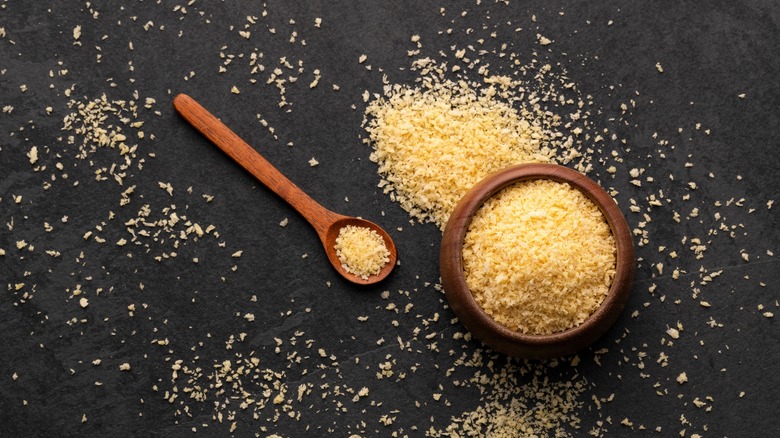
[1,1,778,437]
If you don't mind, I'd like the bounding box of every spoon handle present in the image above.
[173,93,339,234]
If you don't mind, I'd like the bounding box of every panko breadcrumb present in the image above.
[463,179,616,335]
[363,64,573,229]
[334,225,390,279]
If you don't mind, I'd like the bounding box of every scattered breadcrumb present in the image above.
[0,4,774,438]
[27,146,39,164]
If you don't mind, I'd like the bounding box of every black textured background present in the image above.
[1,1,778,437]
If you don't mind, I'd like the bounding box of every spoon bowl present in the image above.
[173,93,397,285]
[323,216,396,284]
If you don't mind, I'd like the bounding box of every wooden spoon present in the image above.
[173,93,396,285]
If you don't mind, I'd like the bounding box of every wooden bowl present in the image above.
[440,163,635,359]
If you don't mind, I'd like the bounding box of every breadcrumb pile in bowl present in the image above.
[440,163,635,359]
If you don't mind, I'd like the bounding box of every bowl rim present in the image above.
[440,163,635,358]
